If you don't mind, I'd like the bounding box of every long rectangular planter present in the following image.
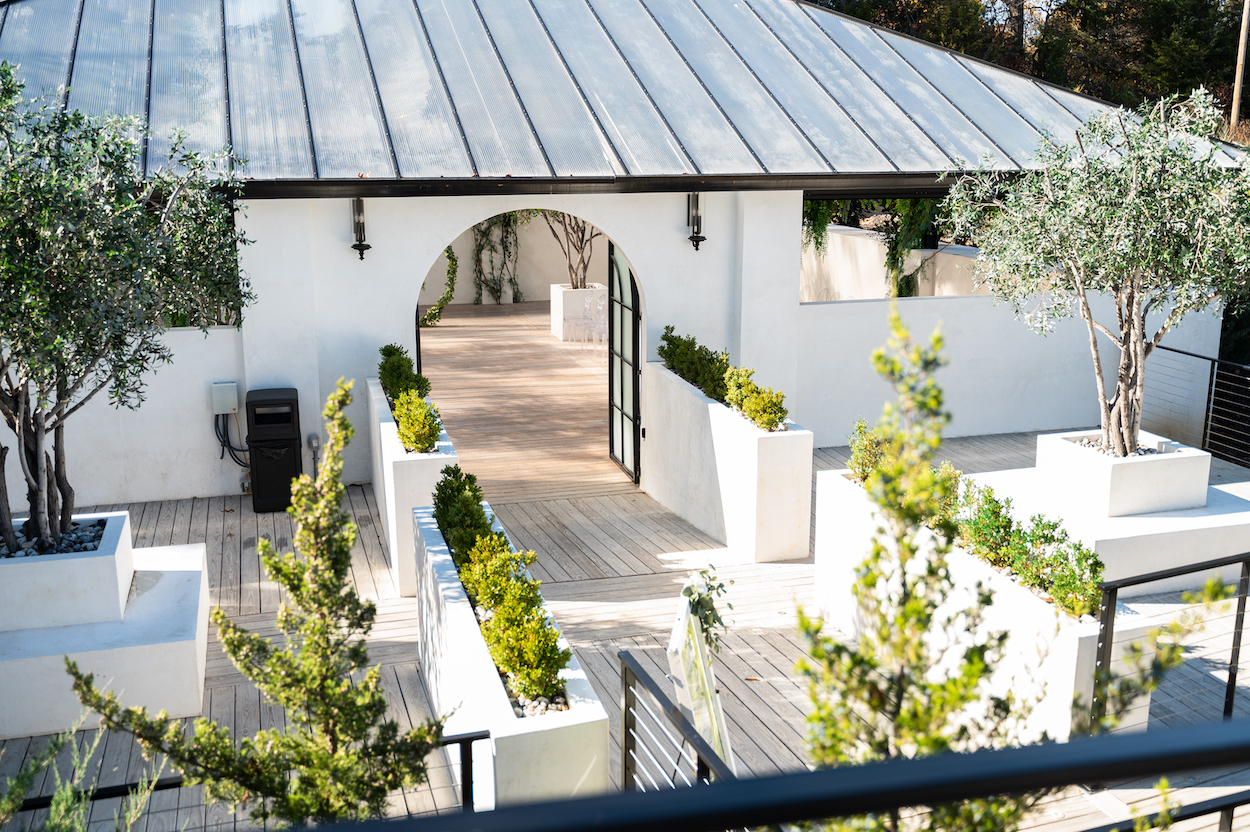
[812,470,1153,743]
[550,283,606,341]
[367,378,458,596]
[639,362,813,562]
[413,504,609,809]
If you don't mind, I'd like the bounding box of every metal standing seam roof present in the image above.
[0,0,1239,197]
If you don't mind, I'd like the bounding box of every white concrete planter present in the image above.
[367,378,458,596]
[0,512,132,632]
[1036,429,1211,517]
[413,505,609,809]
[0,511,208,739]
[813,471,1153,742]
[549,283,606,341]
[639,362,813,562]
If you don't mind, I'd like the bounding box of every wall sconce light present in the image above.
[687,192,705,251]
[351,197,371,260]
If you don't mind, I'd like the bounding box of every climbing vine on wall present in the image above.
[419,246,457,327]
[471,212,529,304]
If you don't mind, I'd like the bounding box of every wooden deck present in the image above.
[5,300,1250,831]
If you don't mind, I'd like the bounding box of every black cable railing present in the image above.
[17,729,489,815]
[1145,345,1250,466]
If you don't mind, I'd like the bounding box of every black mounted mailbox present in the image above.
[245,388,302,513]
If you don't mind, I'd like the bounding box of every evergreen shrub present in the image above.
[377,344,430,401]
[658,326,789,431]
[394,390,441,453]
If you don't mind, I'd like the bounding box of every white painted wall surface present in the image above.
[2,327,248,509]
[792,296,1223,448]
[800,226,986,301]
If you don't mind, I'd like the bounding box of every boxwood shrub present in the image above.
[394,390,441,453]
[658,326,789,432]
[378,343,430,402]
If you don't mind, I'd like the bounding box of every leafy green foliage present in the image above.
[802,199,859,254]
[0,721,159,832]
[431,465,492,569]
[432,468,570,700]
[659,327,789,431]
[847,419,888,484]
[419,245,457,327]
[377,345,430,402]
[0,61,251,550]
[394,390,441,453]
[69,380,444,826]
[943,92,1250,456]
[681,566,733,655]
[799,307,1037,832]
[657,326,731,403]
[472,213,531,303]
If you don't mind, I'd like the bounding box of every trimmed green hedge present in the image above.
[657,326,789,432]
[378,343,430,402]
[432,465,570,699]
[848,423,1104,617]
[394,390,441,453]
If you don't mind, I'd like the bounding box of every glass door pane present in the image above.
[608,241,640,482]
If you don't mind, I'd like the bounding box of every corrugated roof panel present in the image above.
[530,0,692,175]
[289,0,394,179]
[745,0,951,172]
[695,0,891,172]
[67,0,150,121]
[954,54,1085,142]
[875,30,1045,165]
[475,0,619,177]
[587,0,760,175]
[0,0,79,100]
[804,9,1016,169]
[354,0,473,178]
[147,0,230,174]
[638,0,827,173]
[414,0,549,177]
[223,0,313,179]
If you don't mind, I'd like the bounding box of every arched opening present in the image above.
[411,209,645,499]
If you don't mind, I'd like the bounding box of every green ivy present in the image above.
[419,245,457,328]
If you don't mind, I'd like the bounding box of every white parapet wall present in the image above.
[413,505,610,809]
[0,540,209,740]
[813,470,1153,742]
[800,226,986,302]
[639,362,813,562]
[367,378,459,596]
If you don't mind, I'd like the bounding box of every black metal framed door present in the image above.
[608,242,641,483]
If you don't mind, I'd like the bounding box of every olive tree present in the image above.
[0,61,251,551]
[942,90,1250,456]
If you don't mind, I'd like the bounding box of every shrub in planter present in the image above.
[378,344,430,402]
[847,420,887,485]
[432,465,492,568]
[483,590,569,700]
[394,390,441,454]
[657,327,790,431]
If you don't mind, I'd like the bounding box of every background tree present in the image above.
[69,380,445,826]
[941,91,1250,456]
[543,210,604,291]
[0,61,251,551]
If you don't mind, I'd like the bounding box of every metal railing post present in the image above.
[1225,559,1250,719]
[460,738,475,813]
[622,656,638,792]
[1203,357,1217,450]
[1220,807,1235,832]
[1092,585,1118,730]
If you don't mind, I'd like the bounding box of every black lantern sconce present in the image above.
[687,192,705,251]
[351,197,371,260]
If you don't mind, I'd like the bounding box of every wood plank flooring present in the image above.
[6,301,1250,831]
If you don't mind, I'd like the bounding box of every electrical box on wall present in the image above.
[212,382,239,415]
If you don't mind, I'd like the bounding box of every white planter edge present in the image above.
[413,504,609,809]
[1036,429,1211,516]
[549,283,606,341]
[639,362,813,562]
[367,378,459,596]
[812,469,1153,742]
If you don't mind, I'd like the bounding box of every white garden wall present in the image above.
[800,226,986,301]
[792,296,1223,448]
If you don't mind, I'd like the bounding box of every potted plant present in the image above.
[942,91,1250,512]
[544,211,607,341]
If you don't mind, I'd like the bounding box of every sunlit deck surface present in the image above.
[5,301,1250,831]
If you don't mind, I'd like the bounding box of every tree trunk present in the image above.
[0,446,18,553]
[54,418,74,534]
[32,409,52,550]
[1007,0,1026,53]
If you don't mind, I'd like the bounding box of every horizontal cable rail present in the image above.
[17,730,490,815]
[338,717,1250,832]
[1145,346,1250,466]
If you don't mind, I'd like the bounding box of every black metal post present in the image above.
[460,737,475,813]
[414,305,423,375]
[1092,586,1118,729]
[1204,358,1217,450]
[1225,559,1250,719]
[1220,807,1235,832]
[622,659,638,792]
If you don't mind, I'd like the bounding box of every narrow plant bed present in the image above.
[0,518,105,558]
